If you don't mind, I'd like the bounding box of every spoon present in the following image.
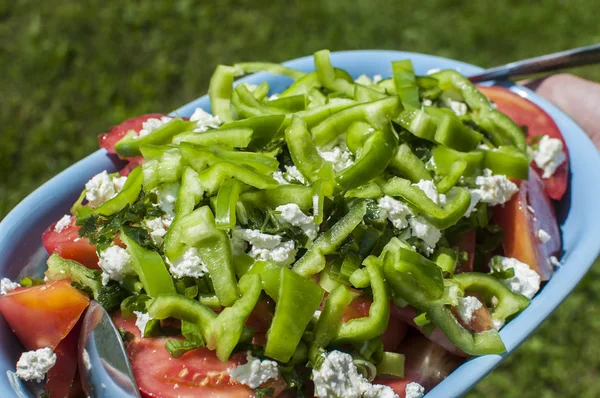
[78,301,141,398]
[468,43,600,82]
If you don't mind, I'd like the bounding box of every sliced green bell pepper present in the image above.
[392,60,420,108]
[95,167,143,216]
[115,118,195,158]
[173,128,253,148]
[482,146,529,180]
[388,143,433,183]
[436,159,467,194]
[215,178,243,230]
[196,162,279,196]
[209,65,236,123]
[147,294,216,341]
[431,146,484,177]
[239,185,314,212]
[220,114,286,150]
[269,94,307,113]
[280,68,353,97]
[233,62,306,79]
[314,49,356,97]
[285,115,333,184]
[142,149,183,190]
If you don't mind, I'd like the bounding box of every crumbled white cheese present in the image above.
[456,296,483,324]
[98,245,134,285]
[378,196,412,230]
[145,217,168,244]
[533,135,566,178]
[232,229,297,267]
[275,203,318,240]
[313,310,322,321]
[423,99,433,107]
[312,351,398,398]
[168,247,209,278]
[155,183,179,225]
[313,195,320,218]
[274,165,307,185]
[85,171,125,207]
[372,74,383,84]
[134,311,152,338]
[0,278,20,295]
[426,68,441,75]
[189,108,222,132]
[137,116,173,138]
[447,99,468,116]
[54,215,72,233]
[409,216,442,254]
[464,190,482,218]
[318,146,355,173]
[414,180,446,206]
[472,169,518,206]
[537,229,551,244]
[272,171,288,185]
[493,318,505,331]
[405,382,425,398]
[15,348,56,382]
[493,256,541,299]
[230,352,279,389]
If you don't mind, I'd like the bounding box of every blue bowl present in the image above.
[1,50,600,397]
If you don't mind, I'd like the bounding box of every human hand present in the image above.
[523,74,600,150]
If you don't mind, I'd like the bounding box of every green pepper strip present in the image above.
[231,84,281,119]
[265,267,325,362]
[436,159,467,194]
[392,60,420,108]
[292,98,356,129]
[120,231,175,297]
[215,178,243,230]
[165,167,204,261]
[293,200,367,277]
[337,124,397,190]
[482,146,529,180]
[383,247,506,356]
[240,185,314,212]
[142,149,183,190]
[45,253,102,298]
[179,206,240,306]
[95,167,143,216]
[280,69,353,97]
[314,49,356,97]
[247,260,281,301]
[333,256,390,343]
[269,94,307,113]
[308,88,327,106]
[424,107,483,152]
[312,179,334,224]
[432,247,458,275]
[346,121,374,154]
[180,142,278,174]
[395,107,438,142]
[233,62,306,80]
[313,96,403,147]
[209,65,236,123]
[390,245,445,299]
[354,83,388,102]
[344,181,383,199]
[252,81,270,101]
[115,119,195,158]
[209,273,262,361]
[147,294,216,341]
[382,177,471,230]
[309,285,353,364]
[220,114,286,150]
[196,162,279,196]
[139,144,170,160]
[173,128,253,148]
[389,143,432,183]
[285,115,333,183]
[432,146,484,177]
[452,273,529,326]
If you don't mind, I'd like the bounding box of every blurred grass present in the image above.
[0,1,599,396]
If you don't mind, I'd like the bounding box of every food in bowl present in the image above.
[0,49,568,398]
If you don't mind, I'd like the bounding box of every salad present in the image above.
[0,49,568,398]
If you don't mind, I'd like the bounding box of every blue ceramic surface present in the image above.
[1,50,599,397]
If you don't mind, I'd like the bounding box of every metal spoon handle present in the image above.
[468,43,600,82]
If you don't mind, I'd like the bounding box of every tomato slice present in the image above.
[450,230,476,273]
[98,114,169,155]
[478,86,569,200]
[0,280,89,351]
[493,167,561,281]
[45,321,81,398]
[42,218,99,269]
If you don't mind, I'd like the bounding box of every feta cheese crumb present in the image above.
[137,116,173,138]
[472,169,519,206]
[189,108,222,132]
[0,278,20,295]
[493,256,541,299]
[426,68,441,75]
[54,215,72,233]
[378,196,411,230]
[363,384,398,398]
[145,217,168,244]
[85,171,124,207]
[98,245,134,285]
[230,352,279,389]
[112,176,128,192]
[372,74,383,84]
[285,165,307,185]
[409,216,442,254]
[272,170,288,185]
[537,229,551,244]
[532,135,566,178]
[405,382,425,398]
[233,229,297,267]
[15,348,56,382]
[423,99,433,106]
[168,247,209,278]
[275,203,318,240]
[313,195,320,218]
[456,296,483,324]
[155,183,179,224]
[318,146,355,172]
[414,179,446,206]
[464,190,482,218]
[447,99,468,116]
[134,311,152,338]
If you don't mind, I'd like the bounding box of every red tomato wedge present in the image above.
[42,218,99,269]
[494,167,561,281]
[478,86,569,200]
[98,114,169,155]
[0,280,89,351]
[45,321,81,398]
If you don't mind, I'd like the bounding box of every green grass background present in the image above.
[1,1,599,396]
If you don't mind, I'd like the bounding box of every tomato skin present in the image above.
[42,219,99,269]
[451,230,476,273]
[0,280,89,351]
[45,321,81,398]
[478,86,569,200]
[120,156,146,176]
[494,168,561,281]
[98,114,168,155]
